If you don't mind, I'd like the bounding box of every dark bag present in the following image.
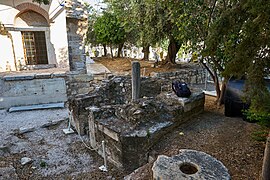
[172,81,191,97]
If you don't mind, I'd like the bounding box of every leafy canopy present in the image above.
[93,11,125,46]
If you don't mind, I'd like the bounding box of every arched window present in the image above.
[15,10,49,65]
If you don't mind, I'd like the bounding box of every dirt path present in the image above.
[93,57,197,76]
[126,96,266,180]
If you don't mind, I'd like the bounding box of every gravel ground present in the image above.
[0,108,68,138]
[0,108,123,179]
[0,97,266,179]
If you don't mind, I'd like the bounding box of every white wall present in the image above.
[0,0,69,72]
[0,35,14,71]
[49,2,69,68]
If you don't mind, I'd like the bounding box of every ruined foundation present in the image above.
[69,76,205,172]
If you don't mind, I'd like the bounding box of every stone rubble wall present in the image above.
[69,76,173,135]
[65,0,88,73]
[151,68,206,84]
[89,91,205,172]
[65,73,93,99]
[69,76,205,172]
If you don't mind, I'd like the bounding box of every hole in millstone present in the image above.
[179,162,198,175]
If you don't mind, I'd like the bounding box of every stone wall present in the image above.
[69,76,205,172]
[88,91,205,172]
[151,68,206,84]
[65,72,93,99]
[0,72,67,109]
[65,0,88,73]
[69,76,173,135]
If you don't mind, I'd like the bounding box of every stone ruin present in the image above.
[152,149,231,179]
[69,75,205,172]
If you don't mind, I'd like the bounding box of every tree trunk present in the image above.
[213,70,221,102]
[142,45,150,60]
[165,36,181,64]
[217,80,226,105]
[103,44,107,57]
[110,44,113,58]
[201,60,225,105]
[117,43,123,57]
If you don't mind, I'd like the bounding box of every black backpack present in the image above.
[172,81,191,97]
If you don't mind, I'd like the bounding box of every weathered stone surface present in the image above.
[66,14,88,73]
[21,157,32,165]
[69,75,205,172]
[52,72,67,78]
[150,68,206,84]
[19,126,35,134]
[9,103,65,112]
[35,73,52,79]
[0,78,67,109]
[3,74,35,81]
[152,149,230,180]
[65,0,88,20]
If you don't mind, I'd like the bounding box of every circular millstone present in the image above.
[152,149,231,180]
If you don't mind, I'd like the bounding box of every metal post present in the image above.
[132,61,141,101]
[102,140,107,170]
[88,112,97,148]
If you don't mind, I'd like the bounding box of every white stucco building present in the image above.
[0,0,69,72]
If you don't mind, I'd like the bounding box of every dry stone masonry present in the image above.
[65,0,88,73]
[151,68,206,84]
[69,76,205,172]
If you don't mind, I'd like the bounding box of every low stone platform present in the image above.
[152,149,230,179]
[69,76,205,172]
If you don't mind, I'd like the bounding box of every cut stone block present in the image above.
[9,103,65,112]
[3,74,35,81]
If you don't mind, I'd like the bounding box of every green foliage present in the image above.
[88,11,125,47]
[251,130,269,142]
[85,5,99,46]
[40,160,47,168]
[96,0,269,114]
[244,109,270,127]
[205,0,270,113]
[105,0,181,51]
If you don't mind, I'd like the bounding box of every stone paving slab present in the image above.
[86,63,111,75]
[9,103,65,113]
